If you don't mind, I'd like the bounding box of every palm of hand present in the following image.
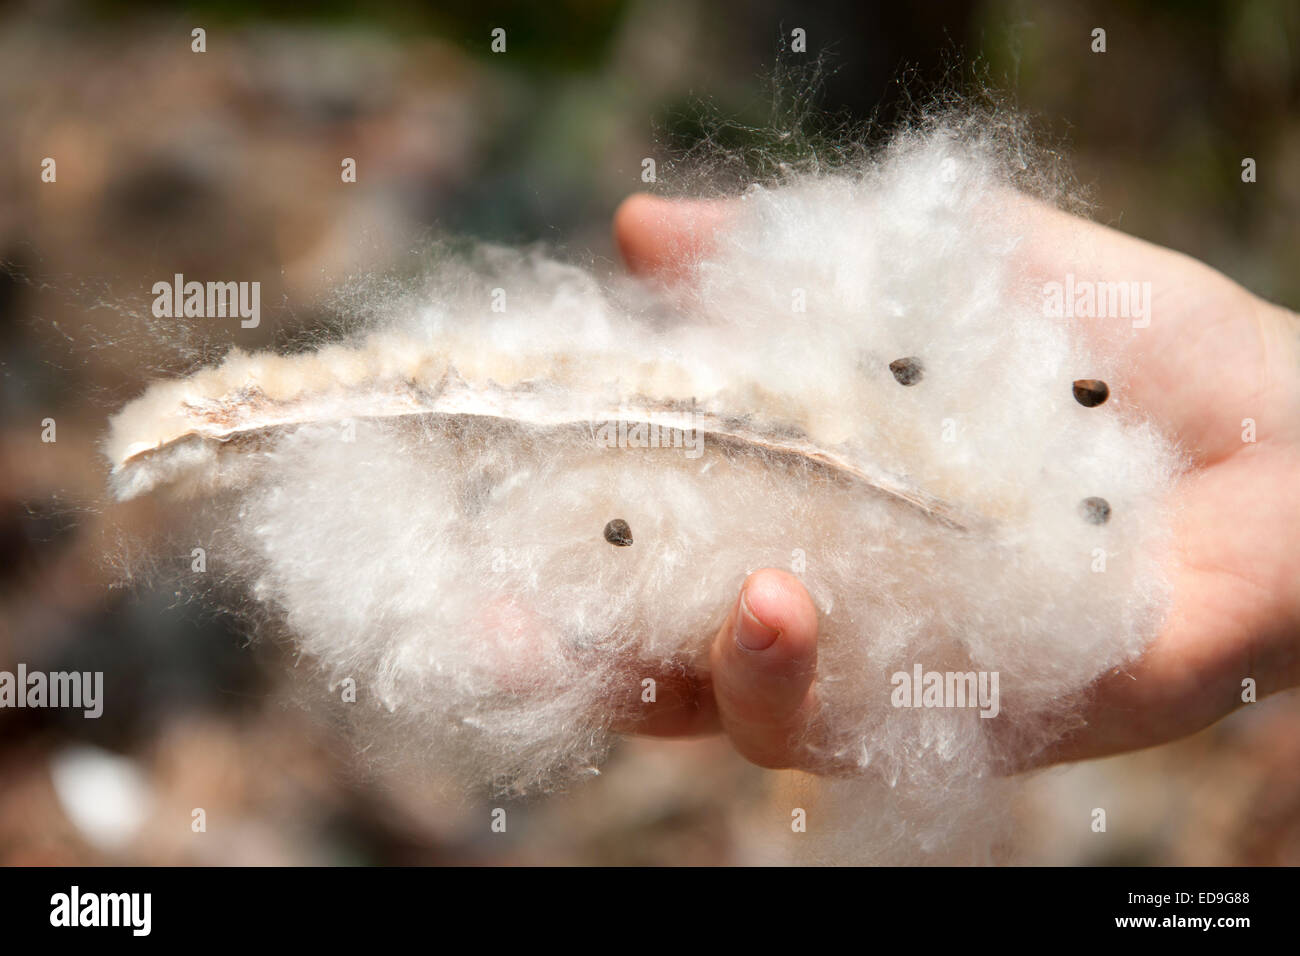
[1022,205,1300,763]
[612,195,1300,769]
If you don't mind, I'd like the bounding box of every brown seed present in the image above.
[603,518,633,546]
[890,357,924,386]
[1073,379,1109,407]
[1080,497,1111,525]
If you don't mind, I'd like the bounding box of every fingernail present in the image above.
[735,589,781,651]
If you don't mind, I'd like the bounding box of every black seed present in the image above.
[1073,379,1109,407]
[889,357,924,386]
[1080,497,1111,525]
[603,518,633,546]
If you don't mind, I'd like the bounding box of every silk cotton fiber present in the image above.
[104,117,1181,863]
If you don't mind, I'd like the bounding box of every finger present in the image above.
[709,569,820,769]
[612,194,732,281]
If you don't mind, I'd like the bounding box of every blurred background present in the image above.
[0,0,1297,864]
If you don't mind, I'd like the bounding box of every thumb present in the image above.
[709,569,821,769]
[613,194,732,281]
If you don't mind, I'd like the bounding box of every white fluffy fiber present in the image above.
[106,116,1180,862]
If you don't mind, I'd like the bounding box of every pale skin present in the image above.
[609,192,1300,771]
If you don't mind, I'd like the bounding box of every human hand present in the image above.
[610,192,1300,771]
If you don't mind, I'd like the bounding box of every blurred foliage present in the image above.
[89,0,631,70]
